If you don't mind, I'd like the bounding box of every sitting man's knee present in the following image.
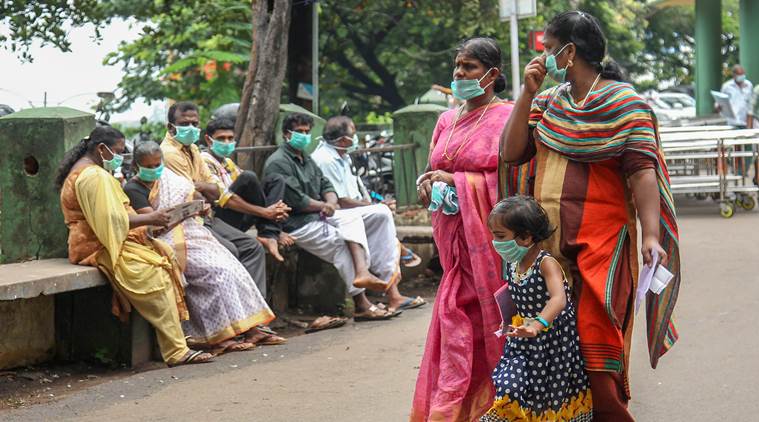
[238,170,260,185]
[263,172,285,185]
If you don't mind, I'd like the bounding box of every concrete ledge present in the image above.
[396,225,433,243]
[0,259,106,301]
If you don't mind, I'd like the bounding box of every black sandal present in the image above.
[169,350,215,367]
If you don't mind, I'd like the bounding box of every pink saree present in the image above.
[411,101,513,421]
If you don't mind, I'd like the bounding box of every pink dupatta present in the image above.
[411,101,513,421]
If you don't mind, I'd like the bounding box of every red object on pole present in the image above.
[529,30,545,51]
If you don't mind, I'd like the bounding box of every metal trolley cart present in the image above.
[660,129,759,218]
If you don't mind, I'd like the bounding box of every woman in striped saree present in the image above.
[500,11,681,421]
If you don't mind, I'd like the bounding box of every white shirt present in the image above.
[311,142,367,201]
[721,78,754,127]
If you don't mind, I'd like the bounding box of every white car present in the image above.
[644,92,697,124]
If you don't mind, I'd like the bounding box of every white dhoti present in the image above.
[289,204,400,297]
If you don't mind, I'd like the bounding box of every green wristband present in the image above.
[535,316,551,331]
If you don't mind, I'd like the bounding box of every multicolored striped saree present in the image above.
[503,81,681,397]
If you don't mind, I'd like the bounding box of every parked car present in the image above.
[643,91,696,124]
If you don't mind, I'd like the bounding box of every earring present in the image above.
[568,60,574,68]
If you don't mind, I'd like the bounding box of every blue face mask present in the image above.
[492,239,531,264]
[138,162,164,182]
[211,138,236,157]
[450,68,495,101]
[736,74,747,84]
[545,44,571,83]
[173,124,200,145]
[100,144,124,172]
[289,131,312,151]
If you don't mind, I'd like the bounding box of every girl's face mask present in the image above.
[492,239,531,264]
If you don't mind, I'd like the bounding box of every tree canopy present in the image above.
[0,0,746,121]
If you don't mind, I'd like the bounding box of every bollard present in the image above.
[0,107,95,263]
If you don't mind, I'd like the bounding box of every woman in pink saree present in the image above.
[412,38,513,421]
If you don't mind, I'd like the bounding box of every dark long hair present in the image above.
[490,196,555,243]
[545,11,626,81]
[456,37,507,93]
[54,126,125,190]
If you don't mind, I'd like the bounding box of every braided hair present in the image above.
[54,126,125,190]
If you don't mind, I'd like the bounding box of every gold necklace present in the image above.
[442,95,497,161]
[575,73,601,108]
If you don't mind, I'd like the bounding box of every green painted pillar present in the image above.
[695,0,722,117]
[392,104,448,208]
[740,0,759,85]
[0,107,94,263]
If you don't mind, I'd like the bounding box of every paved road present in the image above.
[4,203,758,421]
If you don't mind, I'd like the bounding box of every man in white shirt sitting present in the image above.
[312,116,426,313]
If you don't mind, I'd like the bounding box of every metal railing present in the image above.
[231,143,421,207]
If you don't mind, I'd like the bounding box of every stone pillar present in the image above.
[392,104,448,208]
[695,0,722,117]
[0,107,94,263]
[740,0,759,84]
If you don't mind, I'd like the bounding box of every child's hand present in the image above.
[506,324,540,338]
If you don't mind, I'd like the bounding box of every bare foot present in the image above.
[258,236,284,262]
[278,232,296,248]
[353,274,388,292]
[387,296,411,312]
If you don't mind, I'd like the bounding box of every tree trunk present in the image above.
[236,0,292,175]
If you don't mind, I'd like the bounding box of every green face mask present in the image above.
[492,239,530,264]
[210,138,236,157]
[173,124,200,145]
[450,68,496,101]
[288,131,312,151]
[100,144,124,172]
[545,44,571,83]
[138,162,164,182]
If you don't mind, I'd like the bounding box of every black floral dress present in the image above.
[480,251,592,422]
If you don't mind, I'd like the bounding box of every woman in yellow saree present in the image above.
[55,126,213,366]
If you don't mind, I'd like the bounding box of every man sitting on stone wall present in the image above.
[312,115,426,313]
[160,101,272,299]
[199,117,293,262]
[263,112,400,321]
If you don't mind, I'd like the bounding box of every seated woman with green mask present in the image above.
[124,141,286,355]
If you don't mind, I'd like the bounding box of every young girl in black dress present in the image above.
[481,196,592,421]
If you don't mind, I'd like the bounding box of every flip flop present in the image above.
[256,325,279,336]
[354,305,394,322]
[304,316,348,334]
[398,296,426,311]
[209,340,257,356]
[400,249,422,268]
[169,350,215,367]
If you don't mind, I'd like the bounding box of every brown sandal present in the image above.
[209,340,256,356]
[245,329,288,346]
[304,316,348,334]
[354,305,394,322]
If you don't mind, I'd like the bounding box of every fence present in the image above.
[233,143,422,209]
[120,141,423,210]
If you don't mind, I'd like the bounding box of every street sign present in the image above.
[498,0,537,21]
[529,30,545,51]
